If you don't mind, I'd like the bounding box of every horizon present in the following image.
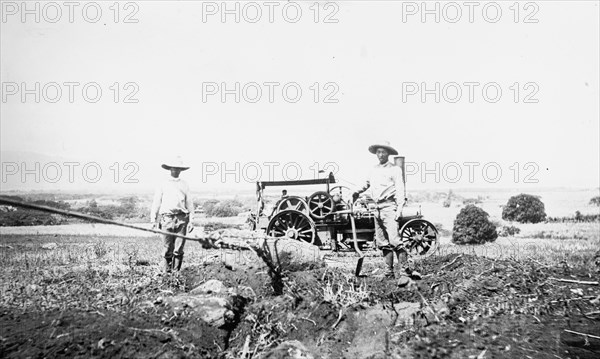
[2,1,599,193]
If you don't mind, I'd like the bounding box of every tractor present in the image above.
[248,157,439,260]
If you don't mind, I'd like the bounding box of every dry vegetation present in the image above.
[1,189,599,358]
[1,220,599,358]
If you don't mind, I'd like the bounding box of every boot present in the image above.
[173,256,183,271]
[393,250,412,286]
[164,257,173,273]
[396,275,411,287]
[405,267,422,280]
[383,249,395,279]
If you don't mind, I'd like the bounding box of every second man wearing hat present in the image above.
[352,141,421,284]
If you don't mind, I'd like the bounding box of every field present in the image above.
[1,189,599,358]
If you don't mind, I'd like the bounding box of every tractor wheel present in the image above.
[307,191,335,220]
[267,209,316,244]
[276,196,309,214]
[398,219,438,256]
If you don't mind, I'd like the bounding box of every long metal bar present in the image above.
[258,173,336,189]
[0,196,209,244]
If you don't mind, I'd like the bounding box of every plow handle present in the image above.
[0,196,209,244]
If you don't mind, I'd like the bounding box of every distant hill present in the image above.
[0,150,157,192]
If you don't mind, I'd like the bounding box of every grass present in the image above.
[322,272,370,308]
[1,218,598,314]
[435,223,598,267]
[0,234,222,314]
[0,221,598,359]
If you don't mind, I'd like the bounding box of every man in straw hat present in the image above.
[352,141,421,285]
[150,156,194,273]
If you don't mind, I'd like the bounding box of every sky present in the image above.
[1,1,599,192]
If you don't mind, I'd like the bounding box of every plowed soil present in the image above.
[2,251,599,358]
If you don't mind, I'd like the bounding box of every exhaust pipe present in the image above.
[394,155,407,201]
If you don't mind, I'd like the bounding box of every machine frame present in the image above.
[249,170,438,258]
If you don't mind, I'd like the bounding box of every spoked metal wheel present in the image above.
[398,219,438,256]
[267,209,316,244]
[307,191,335,220]
[276,196,309,213]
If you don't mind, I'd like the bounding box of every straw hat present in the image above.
[368,141,398,156]
[161,156,190,171]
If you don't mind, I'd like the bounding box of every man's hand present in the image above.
[187,223,194,234]
[151,221,158,230]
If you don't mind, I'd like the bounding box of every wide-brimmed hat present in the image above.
[368,141,398,156]
[161,156,190,171]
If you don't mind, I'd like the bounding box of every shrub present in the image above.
[463,198,482,205]
[83,200,114,220]
[0,197,72,226]
[502,194,547,224]
[547,212,600,223]
[78,197,146,221]
[201,199,219,215]
[590,196,600,207]
[32,199,71,210]
[498,225,521,237]
[202,199,244,217]
[211,201,244,217]
[434,223,451,237]
[452,205,497,245]
[202,221,241,231]
[443,190,453,207]
[0,210,67,226]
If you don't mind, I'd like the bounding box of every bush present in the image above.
[80,197,146,221]
[462,198,482,205]
[434,223,451,237]
[452,205,498,245]
[32,199,71,210]
[0,197,71,226]
[0,210,67,226]
[202,221,242,232]
[200,199,219,216]
[498,225,521,237]
[590,196,600,207]
[502,194,547,224]
[210,200,244,217]
[202,199,244,217]
[442,190,453,207]
[547,212,600,223]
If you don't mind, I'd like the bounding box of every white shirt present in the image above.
[150,177,194,221]
[358,161,404,204]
